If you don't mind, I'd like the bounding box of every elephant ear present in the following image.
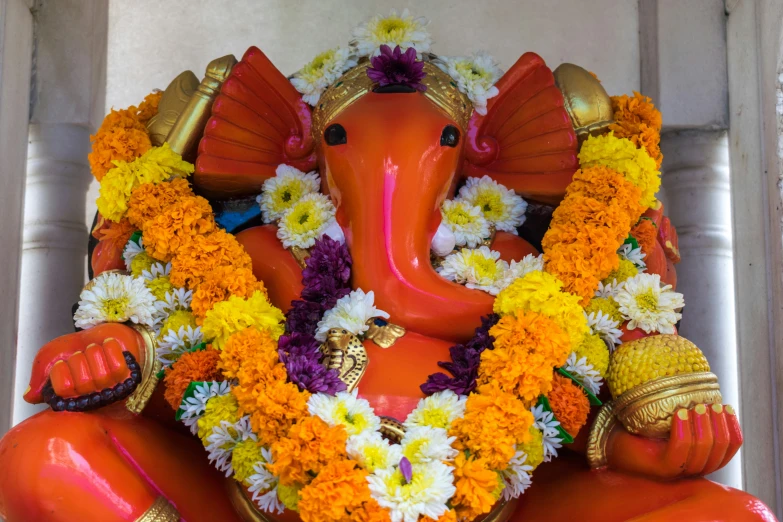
[195,46,316,199]
[463,53,578,204]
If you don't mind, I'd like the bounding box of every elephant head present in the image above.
[195,47,578,342]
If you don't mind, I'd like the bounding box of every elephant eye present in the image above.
[324,124,347,146]
[440,125,460,147]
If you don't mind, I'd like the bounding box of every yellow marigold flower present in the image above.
[574,332,610,376]
[277,483,303,512]
[191,266,266,321]
[298,459,371,522]
[130,251,156,277]
[585,297,623,323]
[452,452,498,521]
[450,382,534,470]
[97,143,194,222]
[603,258,639,286]
[518,426,544,471]
[197,392,239,441]
[493,270,589,351]
[232,439,266,484]
[143,195,216,261]
[145,275,173,300]
[480,311,571,404]
[270,416,348,486]
[202,291,285,349]
[127,178,194,229]
[170,228,253,288]
[578,133,660,209]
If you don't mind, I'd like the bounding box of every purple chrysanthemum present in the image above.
[421,314,500,395]
[278,332,346,395]
[367,45,427,92]
[303,236,352,288]
[285,300,326,335]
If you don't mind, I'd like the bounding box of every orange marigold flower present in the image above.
[298,459,372,522]
[352,499,392,522]
[89,126,152,181]
[609,92,663,167]
[162,347,223,410]
[631,218,658,258]
[542,166,644,304]
[142,195,216,261]
[452,452,498,521]
[548,373,591,437]
[170,228,253,288]
[422,509,456,522]
[449,382,534,470]
[91,215,136,243]
[136,92,163,124]
[270,415,348,486]
[481,311,571,404]
[219,326,280,383]
[191,266,266,321]
[127,178,194,229]
[235,379,310,447]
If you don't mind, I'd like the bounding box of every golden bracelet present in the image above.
[135,496,179,522]
[586,401,617,469]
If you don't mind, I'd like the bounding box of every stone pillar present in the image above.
[13,0,108,423]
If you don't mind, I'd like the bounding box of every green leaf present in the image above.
[556,367,603,406]
[622,235,640,251]
[188,342,207,353]
[175,381,205,421]
[130,230,143,246]
[536,395,574,444]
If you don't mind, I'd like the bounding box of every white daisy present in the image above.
[205,416,257,477]
[614,273,684,334]
[564,353,603,396]
[440,199,490,248]
[290,48,358,106]
[399,426,457,465]
[141,261,170,281]
[585,310,623,347]
[595,280,624,299]
[531,404,563,462]
[307,389,381,436]
[248,447,284,515]
[618,243,647,270]
[496,254,545,291]
[180,381,231,434]
[404,390,467,430]
[430,222,457,257]
[437,52,503,115]
[500,449,534,501]
[352,9,432,58]
[437,246,509,295]
[257,164,321,223]
[74,272,157,329]
[123,236,144,271]
[277,193,337,249]
[155,287,193,315]
[315,289,389,341]
[367,460,455,522]
[346,431,403,473]
[457,176,527,233]
[157,325,205,367]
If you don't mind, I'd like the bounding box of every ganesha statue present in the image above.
[0,9,776,522]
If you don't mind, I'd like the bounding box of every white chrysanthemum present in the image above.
[595,280,624,299]
[404,390,467,430]
[531,404,562,462]
[440,199,490,248]
[457,176,527,233]
[308,389,381,436]
[123,236,144,271]
[315,289,389,341]
[437,246,509,295]
[248,447,284,515]
[437,52,503,115]
[564,352,603,395]
[614,273,684,334]
[399,426,457,465]
[352,9,432,58]
[257,164,321,223]
[157,325,205,367]
[205,416,256,477]
[276,193,337,249]
[290,48,358,106]
[155,287,193,315]
[180,381,231,434]
[500,449,533,501]
[367,461,455,522]
[74,272,157,329]
[618,243,647,270]
[347,431,403,473]
[497,253,545,291]
[585,310,623,347]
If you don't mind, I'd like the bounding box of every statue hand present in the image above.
[606,404,742,479]
[24,323,148,411]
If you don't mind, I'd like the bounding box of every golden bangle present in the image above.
[135,496,179,522]
[586,401,617,469]
[126,324,162,414]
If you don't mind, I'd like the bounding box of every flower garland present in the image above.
[74,10,690,522]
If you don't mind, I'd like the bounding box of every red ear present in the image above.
[463,53,578,205]
[195,47,317,199]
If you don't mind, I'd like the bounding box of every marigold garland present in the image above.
[142,195,216,261]
[170,228,253,289]
[191,266,266,321]
[201,291,285,349]
[162,347,223,410]
[609,91,663,168]
[298,459,373,522]
[547,374,590,437]
[451,452,499,520]
[631,218,658,259]
[270,415,349,486]
[127,177,195,229]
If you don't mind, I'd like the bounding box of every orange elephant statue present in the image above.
[0,37,776,522]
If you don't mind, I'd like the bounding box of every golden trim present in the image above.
[364,319,406,349]
[126,324,162,414]
[226,479,272,522]
[586,401,616,469]
[477,498,519,522]
[613,372,721,438]
[288,245,311,269]
[135,496,180,522]
[379,416,406,443]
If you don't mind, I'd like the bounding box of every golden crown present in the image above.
[311,57,474,142]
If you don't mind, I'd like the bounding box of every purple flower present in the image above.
[285,300,326,335]
[278,332,321,360]
[278,332,346,395]
[399,457,413,483]
[367,45,427,92]
[299,237,352,307]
